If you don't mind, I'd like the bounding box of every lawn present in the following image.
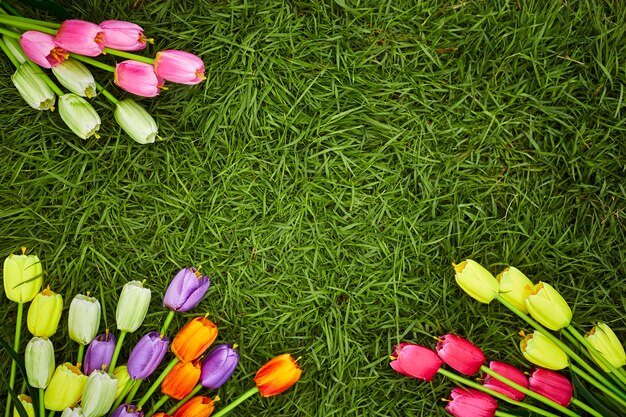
[1,0,626,416]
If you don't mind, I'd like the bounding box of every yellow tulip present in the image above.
[27,288,63,337]
[3,251,43,303]
[496,267,534,313]
[525,282,572,330]
[13,394,35,417]
[453,259,499,304]
[586,323,626,371]
[520,332,568,370]
[44,363,87,411]
[113,365,131,400]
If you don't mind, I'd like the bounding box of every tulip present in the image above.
[445,387,498,417]
[69,294,101,345]
[27,288,63,337]
[116,280,151,332]
[528,368,573,406]
[52,59,97,98]
[482,361,528,401]
[114,61,164,97]
[520,332,568,370]
[113,366,131,400]
[11,63,56,111]
[44,363,88,411]
[58,93,101,139]
[152,414,170,417]
[496,267,534,313]
[200,344,239,389]
[172,396,215,417]
[54,20,105,56]
[61,407,85,417]
[127,331,169,379]
[84,332,116,375]
[3,35,27,64]
[254,353,302,397]
[453,259,499,304]
[525,282,572,331]
[80,370,118,417]
[390,343,442,381]
[114,99,159,144]
[13,395,35,417]
[436,334,486,375]
[163,268,210,312]
[3,252,43,303]
[585,323,626,370]
[110,404,143,417]
[99,20,149,51]
[154,50,205,85]
[24,336,55,388]
[171,317,218,362]
[19,31,68,68]
[162,360,201,400]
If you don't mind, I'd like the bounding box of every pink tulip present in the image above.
[154,50,205,85]
[114,60,164,97]
[436,334,486,375]
[19,31,68,68]
[389,343,442,381]
[55,20,105,56]
[528,368,573,406]
[445,387,498,417]
[483,361,528,401]
[99,20,149,51]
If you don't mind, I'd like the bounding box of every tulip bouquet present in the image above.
[390,259,626,416]
[0,3,205,143]
[2,249,302,417]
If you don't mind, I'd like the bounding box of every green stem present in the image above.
[103,47,154,64]
[70,53,116,72]
[438,368,561,417]
[570,398,604,417]
[570,364,626,408]
[5,303,23,417]
[495,412,521,417]
[39,388,45,417]
[111,379,133,412]
[0,1,23,16]
[77,343,85,366]
[0,35,19,67]
[125,379,142,404]
[95,83,119,105]
[0,16,56,34]
[137,358,179,408]
[167,384,203,414]
[109,331,127,371]
[480,365,581,417]
[47,410,55,417]
[146,395,170,417]
[0,27,19,39]
[0,15,60,29]
[211,387,259,417]
[160,311,176,336]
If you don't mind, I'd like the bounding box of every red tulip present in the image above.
[154,50,205,85]
[55,20,105,56]
[445,387,498,417]
[19,31,68,68]
[389,343,442,381]
[528,368,573,406]
[482,361,528,401]
[114,61,164,97]
[437,334,486,375]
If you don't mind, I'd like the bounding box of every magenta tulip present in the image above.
[153,50,205,85]
[483,361,528,401]
[127,331,169,379]
[200,344,239,389]
[114,60,164,97]
[111,403,143,417]
[54,20,105,56]
[99,20,149,51]
[436,334,486,375]
[445,387,498,417]
[163,268,210,312]
[390,343,443,381]
[19,31,68,68]
[83,332,116,375]
[528,368,573,406]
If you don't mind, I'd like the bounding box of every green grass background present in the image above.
[1,0,626,415]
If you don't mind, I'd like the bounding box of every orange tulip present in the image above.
[254,353,302,397]
[173,396,215,417]
[162,360,201,400]
[171,317,218,362]
[153,414,171,417]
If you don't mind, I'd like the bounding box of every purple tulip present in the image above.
[200,344,239,389]
[83,332,116,375]
[127,331,169,379]
[110,404,143,417]
[163,267,210,312]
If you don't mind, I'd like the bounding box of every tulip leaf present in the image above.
[2,376,30,417]
[571,372,623,417]
[0,334,40,416]
[13,0,71,19]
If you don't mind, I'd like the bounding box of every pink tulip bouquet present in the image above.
[0,6,205,143]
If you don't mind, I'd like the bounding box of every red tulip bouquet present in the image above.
[2,248,302,417]
[0,2,205,143]
[390,259,626,416]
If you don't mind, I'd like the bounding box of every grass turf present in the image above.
[1,0,626,415]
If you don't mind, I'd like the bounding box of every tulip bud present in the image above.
[171,317,218,362]
[172,396,215,417]
[27,288,63,337]
[482,361,528,401]
[44,363,88,411]
[3,252,43,303]
[528,368,573,406]
[585,323,626,370]
[114,60,164,97]
[81,370,118,417]
[19,31,68,68]
[496,267,534,313]
[520,332,568,370]
[115,280,151,332]
[163,268,210,312]
[200,344,239,389]
[110,404,143,417]
[113,366,131,401]
[127,331,169,379]
[390,343,442,381]
[113,99,159,144]
[154,50,205,85]
[52,59,97,98]
[84,332,116,375]
[525,282,572,331]
[58,93,101,140]
[436,334,486,376]
[55,20,105,57]
[11,63,56,111]
[445,387,498,417]
[254,353,302,397]
[99,20,149,51]
[24,336,55,388]
[61,407,85,417]
[161,360,201,400]
[13,395,35,417]
[3,35,27,64]
[69,294,101,345]
[453,259,499,304]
